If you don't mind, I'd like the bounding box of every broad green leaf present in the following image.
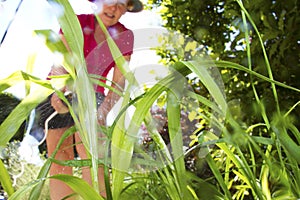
[50,174,104,200]
[8,179,43,200]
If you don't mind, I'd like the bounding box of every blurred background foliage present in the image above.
[148,0,300,127]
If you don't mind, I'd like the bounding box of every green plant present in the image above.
[0,0,299,199]
[146,0,300,199]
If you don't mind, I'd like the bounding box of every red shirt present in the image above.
[66,14,134,94]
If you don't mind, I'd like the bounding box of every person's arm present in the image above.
[49,33,71,114]
[97,55,130,125]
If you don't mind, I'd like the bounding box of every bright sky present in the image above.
[0,0,164,98]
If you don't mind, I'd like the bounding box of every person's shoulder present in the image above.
[113,22,133,33]
[115,22,129,30]
[110,22,134,40]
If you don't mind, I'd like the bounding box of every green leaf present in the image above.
[184,41,197,52]
[34,29,76,78]
[0,85,53,145]
[166,78,193,199]
[0,159,14,196]
[52,0,84,62]
[50,0,102,193]
[271,115,300,164]
[50,174,104,200]
[8,178,44,200]
[206,152,232,199]
[0,71,53,93]
[182,60,227,114]
[188,110,197,121]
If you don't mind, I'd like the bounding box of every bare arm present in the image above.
[97,55,130,125]
[49,33,71,114]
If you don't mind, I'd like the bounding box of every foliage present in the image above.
[0,0,299,199]
[148,0,300,126]
[0,141,49,199]
[0,93,25,141]
[147,0,300,198]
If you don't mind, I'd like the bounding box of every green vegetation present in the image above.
[0,0,299,199]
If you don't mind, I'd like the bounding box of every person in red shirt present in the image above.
[45,0,143,199]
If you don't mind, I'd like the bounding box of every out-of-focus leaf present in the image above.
[0,85,53,145]
[0,159,14,196]
[52,0,84,62]
[50,174,104,200]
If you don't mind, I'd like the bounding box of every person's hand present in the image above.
[51,93,69,114]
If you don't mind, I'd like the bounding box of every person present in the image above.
[43,0,143,199]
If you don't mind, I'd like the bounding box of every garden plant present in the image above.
[0,0,299,199]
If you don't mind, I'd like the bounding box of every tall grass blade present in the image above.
[0,71,55,94]
[240,7,270,127]
[187,172,224,200]
[51,0,101,192]
[94,14,138,198]
[236,0,280,113]
[166,76,191,198]
[160,170,180,200]
[25,52,37,96]
[215,134,264,199]
[109,67,181,197]
[213,60,300,93]
[0,159,14,196]
[34,29,75,77]
[94,15,135,83]
[206,151,232,199]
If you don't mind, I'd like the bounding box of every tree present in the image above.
[148,0,300,126]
